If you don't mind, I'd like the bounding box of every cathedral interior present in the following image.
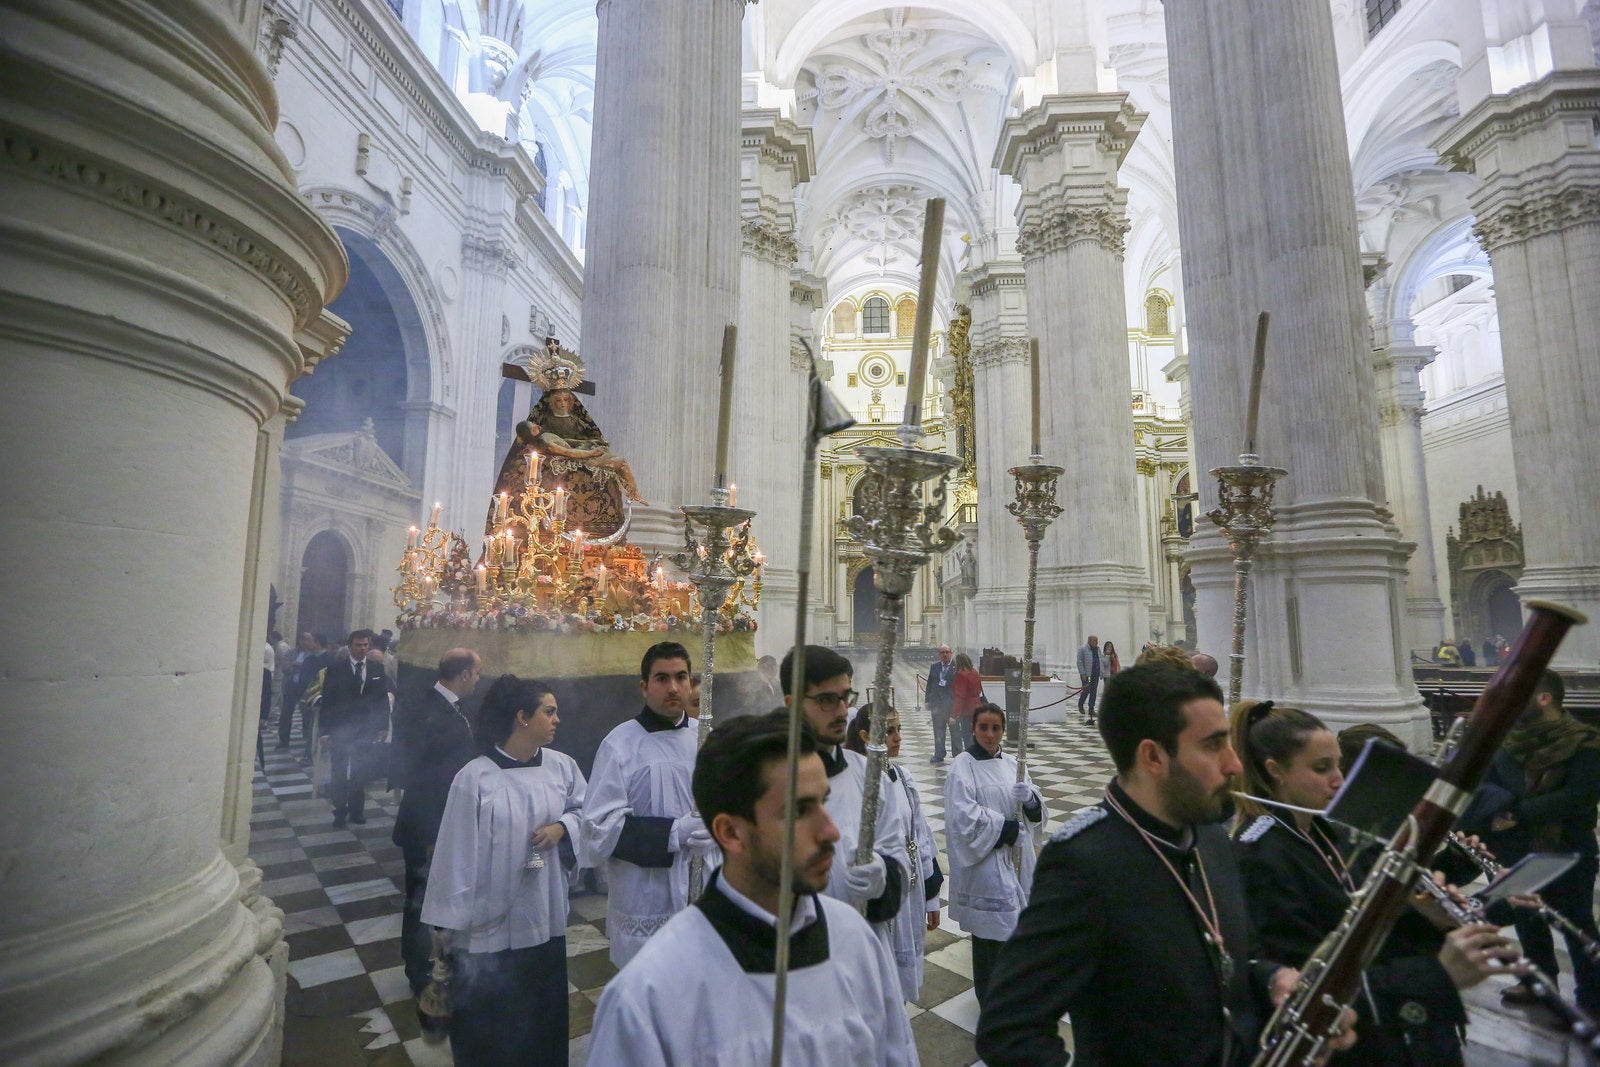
[3,0,1599,1062]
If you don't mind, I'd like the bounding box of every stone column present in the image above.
[582,0,747,550]
[451,232,518,527]
[997,94,1153,671]
[1374,343,1449,656]
[0,1,345,1062]
[734,108,813,655]
[1162,0,1425,738]
[966,262,1032,657]
[1438,71,1600,670]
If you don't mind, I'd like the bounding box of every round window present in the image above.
[859,354,895,388]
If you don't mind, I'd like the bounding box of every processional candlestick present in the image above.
[1208,312,1286,705]
[671,485,758,901]
[849,197,961,872]
[1006,449,1063,870]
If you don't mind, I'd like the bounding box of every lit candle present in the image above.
[1029,336,1042,457]
[407,525,419,548]
[503,531,517,567]
[496,492,509,522]
[728,483,737,507]
[902,197,946,428]
[476,564,487,593]
[714,323,737,487]
[1244,311,1271,456]
[430,501,442,527]
[596,564,608,596]
[554,485,566,521]
[754,550,766,576]
[526,451,540,484]
[572,530,585,559]
[655,567,666,592]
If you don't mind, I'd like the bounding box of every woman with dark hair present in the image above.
[422,675,587,1066]
[950,652,983,756]
[1102,640,1121,677]
[1230,700,1513,1065]
[944,702,1047,1009]
[847,704,944,1001]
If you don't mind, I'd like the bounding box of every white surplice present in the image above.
[582,715,716,965]
[822,747,913,955]
[943,746,1048,941]
[587,881,919,1066]
[420,749,586,952]
[886,761,938,1001]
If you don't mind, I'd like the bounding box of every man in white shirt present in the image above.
[582,641,717,965]
[588,711,918,1065]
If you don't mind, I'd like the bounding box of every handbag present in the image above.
[351,737,391,783]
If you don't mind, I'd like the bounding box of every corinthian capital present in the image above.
[1472,187,1600,251]
[741,218,799,265]
[1016,202,1130,258]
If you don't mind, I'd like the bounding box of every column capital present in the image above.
[741,217,798,265]
[971,336,1030,369]
[1436,70,1600,252]
[994,92,1145,179]
[461,234,519,274]
[1016,200,1130,258]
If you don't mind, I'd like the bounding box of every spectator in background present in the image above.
[1102,641,1122,678]
[926,645,957,764]
[1481,637,1499,668]
[1460,639,1477,667]
[951,652,983,755]
[1075,635,1102,725]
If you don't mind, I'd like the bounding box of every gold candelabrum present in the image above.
[1006,455,1064,870]
[392,449,729,630]
[1207,452,1287,705]
[847,425,962,874]
[671,484,762,901]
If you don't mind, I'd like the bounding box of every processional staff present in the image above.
[1005,337,1063,871]
[847,197,961,879]
[771,342,856,1065]
[674,324,760,902]
[1208,311,1286,705]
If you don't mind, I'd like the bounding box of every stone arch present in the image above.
[1388,215,1492,329]
[294,526,357,640]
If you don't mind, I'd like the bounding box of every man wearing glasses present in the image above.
[781,647,907,941]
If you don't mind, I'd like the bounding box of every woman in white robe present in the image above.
[422,675,586,1066]
[944,702,1047,1010]
[848,705,943,1002]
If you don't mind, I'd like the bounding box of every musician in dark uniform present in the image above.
[975,664,1351,1066]
[1230,701,1515,1065]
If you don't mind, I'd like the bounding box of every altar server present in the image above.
[582,641,718,965]
[781,645,907,937]
[421,674,585,1067]
[847,703,944,1001]
[587,711,919,1065]
[945,702,1047,1008]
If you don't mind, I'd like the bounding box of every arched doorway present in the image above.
[287,228,431,483]
[1471,570,1522,644]
[852,566,906,646]
[298,531,350,640]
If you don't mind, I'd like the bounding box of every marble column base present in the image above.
[1035,564,1155,676]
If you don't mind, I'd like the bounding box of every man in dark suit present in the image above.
[391,647,481,1002]
[975,665,1355,1066]
[318,628,391,827]
[926,645,957,763]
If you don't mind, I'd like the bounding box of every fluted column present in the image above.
[1438,71,1600,670]
[0,1,346,1062]
[582,0,747,550]
[1162,0,1425,738]
[1374,344,1449,655]
[451,234,517,527]
[966,262,1032,656]
[997,94,1153,671]
[735,107,814,654]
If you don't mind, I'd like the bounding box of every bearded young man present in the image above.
[976,663,1355,1066]
[587,712,916,1065]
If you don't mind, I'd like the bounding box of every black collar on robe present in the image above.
[819,744,848,778]
[966,740,1001,761]
[486,745,543,769]
[635,706,690,733]
[696,870,830,974]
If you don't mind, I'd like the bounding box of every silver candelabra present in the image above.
[1006,455,1064,870]
[846,426,961,870]
[1207,453,1287,705]
[670,485,759,900]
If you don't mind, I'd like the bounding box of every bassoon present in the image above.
[1253,599,1588,1067]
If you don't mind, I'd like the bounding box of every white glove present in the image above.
[843,853,887,903]
[670,813,706,853]
[1012,782,1036,806]
[683,827,716,855]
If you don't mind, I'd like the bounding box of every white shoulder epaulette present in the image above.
[1050,806,1108,843]
[1239,814,1274,843]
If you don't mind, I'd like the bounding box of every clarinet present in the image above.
[1253,600,1588,1067]
[1410,870,1600,1061]
[1445,833,1600,962]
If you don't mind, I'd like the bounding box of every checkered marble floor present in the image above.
[257,659,1576,1065]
